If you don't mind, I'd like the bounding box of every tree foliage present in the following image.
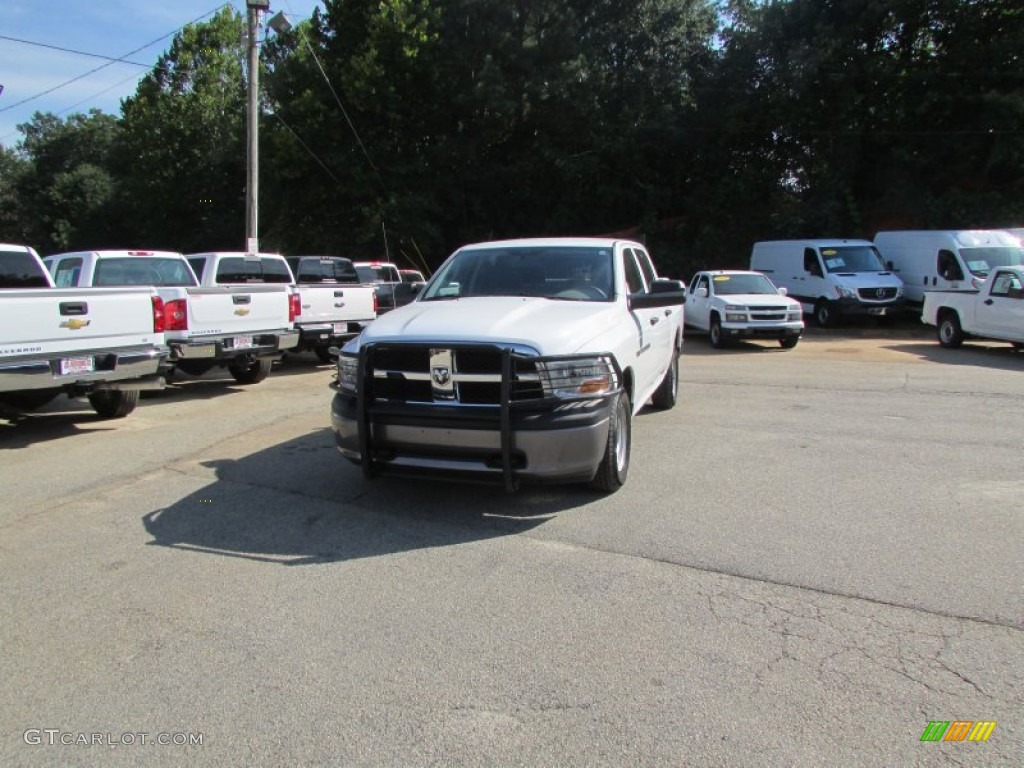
[0,0,1020,276]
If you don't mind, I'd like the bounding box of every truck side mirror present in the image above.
[886,260,894,270]
[650,278,685,294]
[697,286,708,298]
[777,286,788,296]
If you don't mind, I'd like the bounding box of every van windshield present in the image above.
[959,247,1024,276]
[820,246,886,273]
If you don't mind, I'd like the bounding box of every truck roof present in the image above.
[457,237,644,250]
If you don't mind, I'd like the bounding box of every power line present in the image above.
[0,35,152,68]
[0,4,229,115]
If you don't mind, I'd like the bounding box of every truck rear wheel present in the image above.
[937,311,964,348]
[229,357,273,384]
[591,392,631,493]
[88,389,139,419]
[650,350,678,410]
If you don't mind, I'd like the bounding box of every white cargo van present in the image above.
[873,230,1024,306]
[749,240,904,326]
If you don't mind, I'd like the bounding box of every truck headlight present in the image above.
[787,307,802,320]
[836,286,857,299]
[725,312,747,323]
[337,354,359,392]
[538,356,617,399]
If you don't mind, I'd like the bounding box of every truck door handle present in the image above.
[984,299,994,305]
[649,317,659,326]
[59,302,88,315]
[664,309,672,316]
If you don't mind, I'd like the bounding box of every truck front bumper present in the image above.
[170,330,299,360]
[330,389,613,486]
[720,321,803,341]
[830,297,905,317]
[0,345,169,392]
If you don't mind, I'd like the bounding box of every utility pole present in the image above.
[245,0,269,253]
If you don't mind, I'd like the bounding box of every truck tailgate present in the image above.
[0,287,159,355]
[297,284,376,324]
[182,286,291,336]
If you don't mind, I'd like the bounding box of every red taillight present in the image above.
[372,292,378,315]
[152,296,165,333]
[289,292,301,322]
[164,298,188,331]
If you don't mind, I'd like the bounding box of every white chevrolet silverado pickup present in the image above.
[331,237,686,492]
[922,265,1024,350]
[46,250,299,384]
[285,256,377,362]
[684,270,804,349]
[0,243,168,418]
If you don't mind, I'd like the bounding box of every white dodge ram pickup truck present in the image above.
[331,238,686,492]
[46,250,299,384]
[685,270,804,349]
[922,265,1024,350]
[0,243,168,418]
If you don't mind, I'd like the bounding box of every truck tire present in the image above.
[779,337,799,349]
[709,316,726,349]
[937,311,964,348]
[814,300,833,328]
[591,392,631,493]
[229,357,273,384]
[650,350,679,410]
[314,346,333,364]
[88,389,139,419]
[1012,342,1023,351]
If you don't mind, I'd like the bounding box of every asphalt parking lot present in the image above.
[1,329,1021,767]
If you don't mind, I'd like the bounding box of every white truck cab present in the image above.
[750,239,904,327]
[874,230,1024,306]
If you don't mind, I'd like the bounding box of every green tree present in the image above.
[116,7,247,252]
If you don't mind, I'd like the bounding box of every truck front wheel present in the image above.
[591,392,631,493]
[88,389,139,419]
[229,356,273,384]
[709,316,726,349]
[937,312,964,348]
[650,350,678,410]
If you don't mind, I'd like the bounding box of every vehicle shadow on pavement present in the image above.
[886,342,1024,370]
[0,407,120,447]
[143,428,596,566]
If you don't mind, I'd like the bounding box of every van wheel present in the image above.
[229,357,273,384]
[88,389,139,419]
[650,350,678,410]
[591,392,631,493]
[779,337,799,349]
[814,301,833,328]
[937,312,964,348]
[709,316,726,348]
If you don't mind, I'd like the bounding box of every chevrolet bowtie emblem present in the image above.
[60,318,91,330]
[234,308,250,316]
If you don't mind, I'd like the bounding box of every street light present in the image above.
[245,0,270,254]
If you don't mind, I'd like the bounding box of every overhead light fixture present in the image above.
[267,11,292,34]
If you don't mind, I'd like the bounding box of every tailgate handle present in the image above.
[59,302,88,315]
[334,290,346,297]
[232,295,252,305]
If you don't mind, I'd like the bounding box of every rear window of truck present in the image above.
[93,257,198,287]
[215,257,293,284]
[287,257,359,283]
[0,250,50,288]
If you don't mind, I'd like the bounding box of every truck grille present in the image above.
[857,287,898,301]
[749,307,788,321]
[366,344,543,405]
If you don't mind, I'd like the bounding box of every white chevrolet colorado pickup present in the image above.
[285,256,377,362]
[685,270,804,349]
[46,250,299,384]
[922,265,1024,350]
[331,238,686,492]
[0,243,168,418]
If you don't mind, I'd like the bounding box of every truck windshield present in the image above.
[0,250,49,287]
[422,246,614,301]
[820,246,886,273]
[94,257,198,287]
[713,274,778,295]
[959,247,1024,276]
